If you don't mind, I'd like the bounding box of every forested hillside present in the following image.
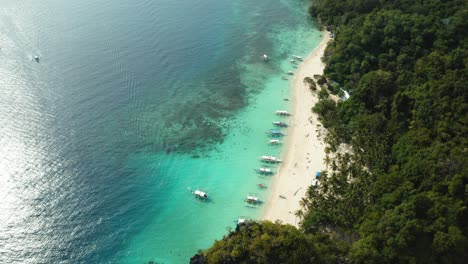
[192,1,467,263]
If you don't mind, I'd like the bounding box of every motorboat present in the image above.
[263,54,269,61]
[287,71,294,75]
[34,55,39,62]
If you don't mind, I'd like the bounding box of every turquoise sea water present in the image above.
[0,0,321,262]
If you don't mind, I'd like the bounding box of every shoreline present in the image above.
[262,32,330,226]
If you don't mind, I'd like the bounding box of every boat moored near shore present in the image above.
[275,110,290,116]
[260,155,281,163]
[268,139,282,145]
[266,129,285,137]
[273,121,288,127]
[245,195,262,204]
[255,167,273,174]
[292,55,303,61]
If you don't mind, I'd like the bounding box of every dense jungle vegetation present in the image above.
[191,0,467,263]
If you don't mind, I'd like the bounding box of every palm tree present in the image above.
[324,155,331,168]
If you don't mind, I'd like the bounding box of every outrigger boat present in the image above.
[245,195,262,204]
[257,183,267,188]
[192,189,208,200]
[275,110,290,116]
[260,155,281,163]
[273,121,288,127]
[236,218,247,224]
[268,139,281,145]
[255,167,273,174]
[266,129,285,137]
[292,55,303,61]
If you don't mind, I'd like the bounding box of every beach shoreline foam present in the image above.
[262,32,330,226]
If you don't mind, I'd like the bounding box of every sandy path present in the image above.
[262,32,330,226]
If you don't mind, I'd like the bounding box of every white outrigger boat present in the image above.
[260,155,281,163]
[268,139,281,145]
[236,218,247,224]
[255,167,273,174]
[275,110,290,116]
[273,121,288,127]
[192,189,208,200]
[266,129,285,137]
[245,195,262,204]
[292,55,303,61]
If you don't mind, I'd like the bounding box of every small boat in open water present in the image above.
[263,54,269,61]
[257,183,267,188]
[287,71,294,75]
[192,189,208,200]
[34,55,39,62]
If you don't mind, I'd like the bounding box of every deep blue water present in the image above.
[0,0,320,262]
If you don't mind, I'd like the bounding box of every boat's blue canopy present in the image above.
[315,171,321,178]
[270,130,282,134]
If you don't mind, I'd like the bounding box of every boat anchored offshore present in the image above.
[255,167,273,174]
[263,54,269,61]
[287,71,294,75]
[34,55,39,62]
[273,121,288,127]
[260,155,281,163]
[275,110,290,116]
[257,183,267,188]
[268,139,281,145]
[192,189,208,200]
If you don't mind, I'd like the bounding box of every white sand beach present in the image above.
[262,32,331,226]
